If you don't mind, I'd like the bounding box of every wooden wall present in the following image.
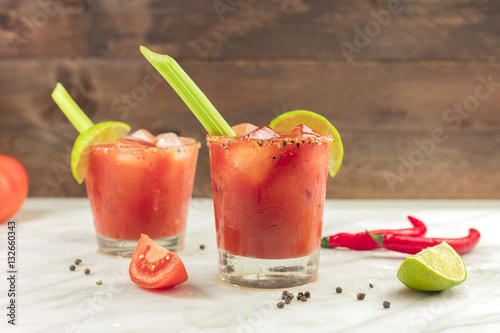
[1,0,499,198]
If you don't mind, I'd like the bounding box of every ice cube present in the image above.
[230,142,275,184]
[243,126,281,139]
[231,123,258,137]
[117,136,156,147]
[291,124,320,138]
[156,132,183,148]
[131,129,158,145]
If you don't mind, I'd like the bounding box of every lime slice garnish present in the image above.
[269,110,343,177]
[71,121,131,183]
[397,242,467,291]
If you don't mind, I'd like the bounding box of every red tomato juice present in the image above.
[86,138,200,241]
[207,132,331,259]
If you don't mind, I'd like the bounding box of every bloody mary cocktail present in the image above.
[86,131,200,256]
[139,48,343,288]
[207,125,332,288]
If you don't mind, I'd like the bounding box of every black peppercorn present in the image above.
[357,293,365,300]
[300,296,307,302]
[285,298,292,305]
[69,265,75,271]
[200,244,206,250]
[383,301,391,309]
[336,287,342,294]
[74,259,82,265]
[277,302,285,309]
[304,291,311,298]
[282,290,289,297]
[84,268,91,275]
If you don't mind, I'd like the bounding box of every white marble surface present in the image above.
[1,198,500,333]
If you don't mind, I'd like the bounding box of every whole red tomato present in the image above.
[0,155,29,223]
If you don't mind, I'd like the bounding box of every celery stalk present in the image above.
[51,83,94,134]
[140,46,235,136]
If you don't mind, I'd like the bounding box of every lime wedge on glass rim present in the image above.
[71,122,131,183]
[397,242,467,291]
[269,110,343,177]
[51,83,131,183]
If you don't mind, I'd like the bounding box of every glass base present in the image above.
[218,249,320,289]
[96,233,184,257]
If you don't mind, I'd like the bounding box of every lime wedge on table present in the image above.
[71,121,131,183]
[269,110,343,177]
[397,242,467,291]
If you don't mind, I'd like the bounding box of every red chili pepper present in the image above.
[369,228,480,255]
[321,216,427,250]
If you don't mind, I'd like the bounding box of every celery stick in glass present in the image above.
[140,46,235,137]
[51,83,130,183]
[52,83,94,133]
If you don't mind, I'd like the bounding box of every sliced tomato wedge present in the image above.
[129,234,188,289]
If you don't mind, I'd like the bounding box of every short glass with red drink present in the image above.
[86,131,200,256]
[207,125,331,288]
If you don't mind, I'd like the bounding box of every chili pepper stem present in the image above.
[321,236,329,248]
[367,230,385,247]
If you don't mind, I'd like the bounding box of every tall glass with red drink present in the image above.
[207,125,332,288]
[86,132,200,256]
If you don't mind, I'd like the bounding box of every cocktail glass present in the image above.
[86,136,200,256]
[51,83,201,257]
[207,128,332,288]
[141,47,340,288]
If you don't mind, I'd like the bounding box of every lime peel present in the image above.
[140,46,235,137]
[397,242,467,292]
[71,121,131,183]
[269,110,343,177]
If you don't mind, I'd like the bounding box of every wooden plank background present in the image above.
[1,0,499,198]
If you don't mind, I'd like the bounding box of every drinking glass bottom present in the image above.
[218,249,320,289]
[96,233,184,257]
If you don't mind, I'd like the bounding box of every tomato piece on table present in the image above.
[0,155,29,223]
[129,234,188,289]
